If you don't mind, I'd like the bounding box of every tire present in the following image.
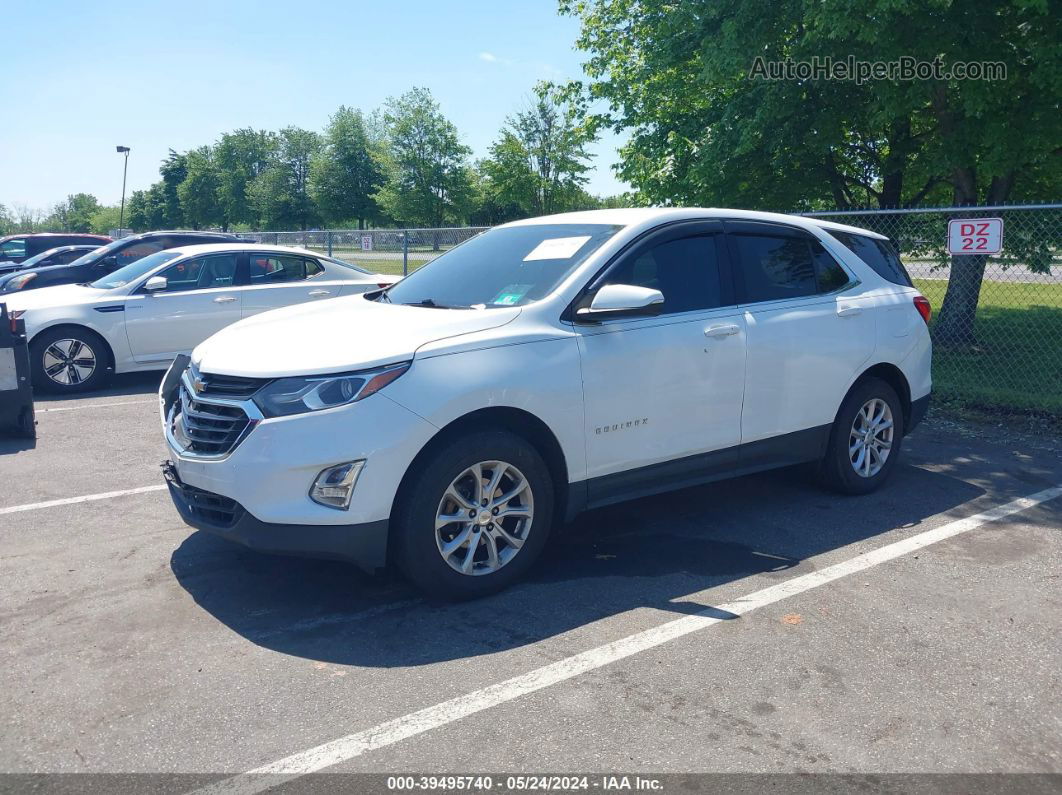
[819,377,905,495]
[29,326,110,394]
[393,429,554,600]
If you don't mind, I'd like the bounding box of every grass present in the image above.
[914,278,1062,418]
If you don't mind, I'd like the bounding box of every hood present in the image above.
[0,262,78,292]
[0,282,112,311]
[193,294,521,378]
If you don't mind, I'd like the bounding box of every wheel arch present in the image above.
[29,322,116,371]
[391,406,571,538]
[852,362,912,430]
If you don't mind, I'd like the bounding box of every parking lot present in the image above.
[2,374,1061,789]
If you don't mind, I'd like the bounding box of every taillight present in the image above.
[376,282,391,289]
[913,295,931,325]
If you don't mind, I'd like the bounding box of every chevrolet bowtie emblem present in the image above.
[192,378,205,394]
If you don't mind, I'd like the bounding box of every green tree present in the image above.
[49,193,102,232]
[177,146,223,230]
[310,107,385,229]
[126,185,168,232]
[159,150,188,228]
[562,0,1061,344]
[215,128,277,229]
[376,88,474,227]
[249,127,322,230]
[482,85,596,216]
[89,205,123,235]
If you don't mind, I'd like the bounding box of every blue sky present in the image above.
[0,0,627,211]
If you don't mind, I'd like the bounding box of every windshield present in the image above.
[382,224,622,308]
[66,237,130,269]
[90,251,182,289]
[18,247,86,269]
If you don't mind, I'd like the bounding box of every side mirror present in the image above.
[143,276,168,293]
[576,284,664,322]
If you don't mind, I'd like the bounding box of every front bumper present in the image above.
[163,461,389,572]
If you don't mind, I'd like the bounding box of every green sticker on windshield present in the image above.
[493,284,532,305]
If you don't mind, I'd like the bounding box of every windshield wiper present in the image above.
[402,298,466,309]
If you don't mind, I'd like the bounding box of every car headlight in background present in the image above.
[252,362,410,418]
[5,273,36,290]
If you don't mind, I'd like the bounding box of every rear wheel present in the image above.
[394,430,554,600]
[30,327,110,394]
[820,377,904,495]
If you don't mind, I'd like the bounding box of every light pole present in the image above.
[116,146,130,233]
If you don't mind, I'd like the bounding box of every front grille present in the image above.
[190,365,267,399]
[180,482,244,528]
[175,385,252,456]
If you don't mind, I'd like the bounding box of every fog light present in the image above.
[310,460,365,510]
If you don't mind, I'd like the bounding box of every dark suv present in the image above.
[0,231,251,293]
[0,233,112,270]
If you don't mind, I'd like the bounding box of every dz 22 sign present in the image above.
[947,218,1003,255]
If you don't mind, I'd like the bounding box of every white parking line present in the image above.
[196,485,1062,794]
[36,399,155,413]
[0,484,167,515]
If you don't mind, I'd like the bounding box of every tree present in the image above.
[249,127,322,230]
[126,184,168,232]
[49,193,102,232]
[376,88,474,227]
[215,129,277,229]
[159,150,188,228]
[482,85,596,216]
[310,107,385,229]
[89,205,123,235]
[177,146,222,230]
[562,0,1061,344]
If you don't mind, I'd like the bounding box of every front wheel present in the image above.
[30,327,110,394]
[393,430,554,600]
[819,377,905,495]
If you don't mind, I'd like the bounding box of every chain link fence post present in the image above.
[327,231,333,257]
[403,231,409,277]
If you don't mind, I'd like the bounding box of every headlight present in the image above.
[5,273,36,290]
[252,362,410,418]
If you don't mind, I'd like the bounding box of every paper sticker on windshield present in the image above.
[493,284,532,305]
[523,236,592,262]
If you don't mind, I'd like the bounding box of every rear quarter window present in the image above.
[830,231,913,287]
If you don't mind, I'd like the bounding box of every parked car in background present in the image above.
[158,207,933,600]
[5,243,396,393]
[0,244,102,276]
[0,230,249,294]
[0,233,111,269]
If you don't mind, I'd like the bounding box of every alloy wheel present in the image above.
[434,460,534,576]
[849,398,894,478]
[42,338,96,387]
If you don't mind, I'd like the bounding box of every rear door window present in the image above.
[249,255,317,284]
[829,231,913,287]
[731,233,818,302]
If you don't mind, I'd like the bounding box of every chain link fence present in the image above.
[237,227,489,277]
[801,204,1061,416]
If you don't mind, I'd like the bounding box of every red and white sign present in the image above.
[947,218,1003,255]
[360,235,373,252]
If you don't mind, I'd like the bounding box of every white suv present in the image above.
[160,209,932,599]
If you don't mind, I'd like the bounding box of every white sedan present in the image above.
[4,243,397,393]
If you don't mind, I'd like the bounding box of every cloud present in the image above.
[479,51,515,66]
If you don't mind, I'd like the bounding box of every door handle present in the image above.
[213,296,237,303]
[837,305,862,317]
[704,324,740,338]
[308,289,331,297]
